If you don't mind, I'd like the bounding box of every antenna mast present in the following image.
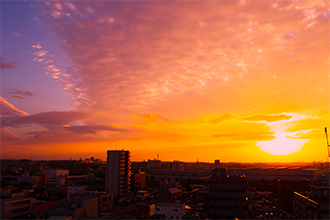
[325,127,330,157]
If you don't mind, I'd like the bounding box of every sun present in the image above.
[257,133,308,156]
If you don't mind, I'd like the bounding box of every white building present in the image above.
[67,186,85,197]
[47,176,65,186]
[48,170,70,177]
[105,150,131,198]
[154,202,185,220]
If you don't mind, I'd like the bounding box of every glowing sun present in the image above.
[257,133,308,155]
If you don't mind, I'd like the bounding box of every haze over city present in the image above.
[1,0,329,162]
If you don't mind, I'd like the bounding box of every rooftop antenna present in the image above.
[157,154,159,160]
[324,128,330,166]
[325,127,330,156]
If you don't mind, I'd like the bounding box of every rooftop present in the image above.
[156,202,184,207]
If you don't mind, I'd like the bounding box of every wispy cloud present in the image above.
[32,0,328,118]
[8,89,34,99]
[1,57,18,70]
[243,114,292,123]
[0,97,29,118]
[14,32,21,37]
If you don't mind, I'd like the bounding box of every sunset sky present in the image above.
[1,0,329,162]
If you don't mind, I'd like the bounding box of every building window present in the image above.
[174,209,178,212]
[156,208,160,211]
[176,217,179,219]
[171,217,173,219]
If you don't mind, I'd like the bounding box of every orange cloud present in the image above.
[243,114,292,122]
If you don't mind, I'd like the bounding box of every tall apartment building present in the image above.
[105,150,131,198]
[209,168,247,219]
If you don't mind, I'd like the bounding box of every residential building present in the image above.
[1,197,35,219]
[168,179,179,189]
[159,179,168,191]
[48,170,70,177]
[278,179,310,206]
[130,171,146,194]
[209,168,247,219]
[67,186,85,197]
[170,161,185,171]
[98,193,114,213]
[214,160,220,168]
[160,188,182,202]
[147,170,210,182]
[147,159,161,168]
[228,167,328,182]
[28,201,60,219]
[137,190,149,201]
[45,195,99,219]
[154,202,185,220]
[68,162,90,175]
[105,150,131,198]
[47,176,65,186]
[293,172,329,220]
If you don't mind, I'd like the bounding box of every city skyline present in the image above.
[1,1,329,162]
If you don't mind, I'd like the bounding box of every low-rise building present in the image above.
[67,186,85,197]
[154,202,185,220]
[171,161,185,171]
[293,172,329,220]
[137,190,149,201]
[45,195,98,219]
[131,171,146,194]
[1,197,35,219]
[98,193,114,213]
[147,159,161,168]
[160,188,182,202]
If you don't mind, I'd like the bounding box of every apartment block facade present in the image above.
[105,150,131,198]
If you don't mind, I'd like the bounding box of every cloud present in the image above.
[243,114,292,122]
[8,89,34,99]
[32,0,328,119]
[2,110,90,127]
[1,128,21,142]
[64,125,128,134]
[211,131,275,141]
[132,113,168,123]
[32,44,42,49]
[197,114,234,124]
[0,97,29,118]
[14,32,21,37]
[1,57,18,70]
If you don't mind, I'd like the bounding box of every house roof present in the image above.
[34,200,60,212]
[161,188,182,194]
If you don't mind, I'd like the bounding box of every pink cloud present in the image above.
[0,97,29,117]
[33,1,328,120]
[1,128,21,142]
[1,57,18,70]
[2,111,90,127]
[14,32,21,37]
